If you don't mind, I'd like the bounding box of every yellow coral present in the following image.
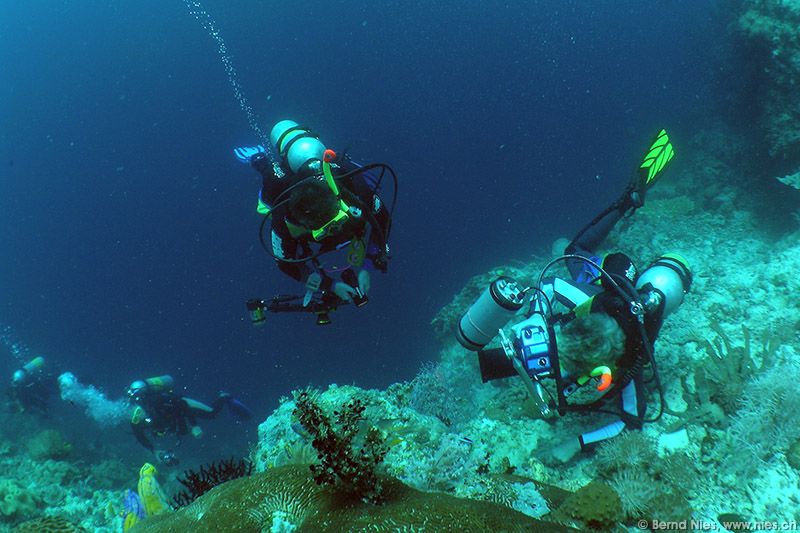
[137,463,169,517]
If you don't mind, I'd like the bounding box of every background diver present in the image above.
[127,375,252,465]
[7,356,59,415]
[234,120,394,321]
[457,130,692,463]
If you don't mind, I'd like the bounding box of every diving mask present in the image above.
[310,206,349,241]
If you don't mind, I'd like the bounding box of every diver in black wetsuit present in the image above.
[7,356,58,415]
[234,120,393,309]
[127,375,251,465]
[459,130,692,463]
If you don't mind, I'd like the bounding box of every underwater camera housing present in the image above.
[457,276,557,419]
[246,294,343,325]
[456,277,526,351]
[475,300,556,384]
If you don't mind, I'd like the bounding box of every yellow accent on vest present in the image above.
[347,239,366,267]
[573,296,596,317]
[131,406,146,425]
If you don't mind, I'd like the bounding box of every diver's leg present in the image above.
[565,195,635,279]
[182,396,229,419]
[182,397,218,419]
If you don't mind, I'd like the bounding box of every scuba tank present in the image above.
[128,375,174,398]
[270,120,327,177]
[13,356,45,383]
[635,253,692,318]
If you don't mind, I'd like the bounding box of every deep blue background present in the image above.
[1,0,730,456]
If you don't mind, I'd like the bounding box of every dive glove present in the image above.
[233,145,265,163]
[333,282,358,303]
[155,449,179,466]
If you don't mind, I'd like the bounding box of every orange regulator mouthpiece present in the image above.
[591,366,613,392]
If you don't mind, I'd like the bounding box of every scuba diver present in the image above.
[235,120,395,324]
[127,375,252,466]
[457,130,692,463]
[7,356,58,415]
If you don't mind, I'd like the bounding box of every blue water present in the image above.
[1,0,731,456]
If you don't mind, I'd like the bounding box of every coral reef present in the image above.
[735,0,800,186]
[25,430,72,460]
[127,465,574,532]
[11,517,87,533]
[551,481,623,531]
[698,321,778,415]
[0,479,39,521]
[171,458,253,508]
[293,390,389,504]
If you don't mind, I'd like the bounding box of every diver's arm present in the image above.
[577,378,645,451]
[347,177,390,272]
[132,422,154,452]
[252,153,287,210]
[271,222,335,292]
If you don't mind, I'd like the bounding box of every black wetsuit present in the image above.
[9,372,58,415]
[131,391,227,452]
[553,195,667,449]
[250,153,390,293]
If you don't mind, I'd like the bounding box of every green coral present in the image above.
[0,479,39,520]
[25,430,72,460]
[551,481,623,531]
[128,465,576,532]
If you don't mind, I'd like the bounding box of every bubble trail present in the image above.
[183,0,273,159]
[0,324,29,364]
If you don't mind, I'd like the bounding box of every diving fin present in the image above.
[227,397,254,421]
[638,129,674,189]
[626,129,675,209]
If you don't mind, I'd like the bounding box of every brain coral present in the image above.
[11,516,87,532]
[129,465,577,532]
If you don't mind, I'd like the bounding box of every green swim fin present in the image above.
[638,129,675,188]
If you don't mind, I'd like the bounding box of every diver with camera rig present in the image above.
[457,130,692,462]
[235,120,396,325]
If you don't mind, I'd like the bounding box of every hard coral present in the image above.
[126,465,575,532]
[293,390,388,504]
[172,458,253,508]
[11,516,87,532]
[555,481,623,531]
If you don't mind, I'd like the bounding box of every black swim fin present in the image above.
[226,397,254,421]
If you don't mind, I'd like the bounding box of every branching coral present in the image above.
[172,458,253,508]
[293,390,389,504]
[592,432,697,521]
[697,321,778,415]
[593,432,657,473]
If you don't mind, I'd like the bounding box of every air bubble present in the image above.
[183,1,273,159]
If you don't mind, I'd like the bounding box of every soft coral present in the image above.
[293,391,388,504]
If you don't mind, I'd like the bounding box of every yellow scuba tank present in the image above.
[142,375,174,392]
[13,356,45,383]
